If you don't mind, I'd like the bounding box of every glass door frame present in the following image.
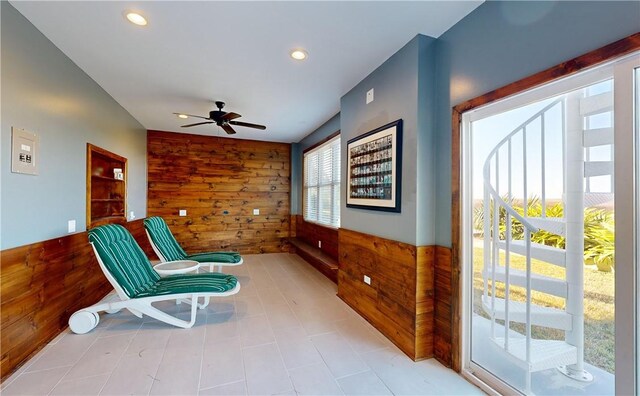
[613,54,640,396]
[452,42,640,395]
[461,61,615,395]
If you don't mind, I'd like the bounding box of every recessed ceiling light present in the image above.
[290,49,308,61]
[177,114,188,119]
[125,11,147,26]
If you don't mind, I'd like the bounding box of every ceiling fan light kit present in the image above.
[174,101,266,135]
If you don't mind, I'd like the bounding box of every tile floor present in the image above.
[2,253,483,395]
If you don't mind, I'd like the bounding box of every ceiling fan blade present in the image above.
[173,113,211,120]
[181,121,214,128]
[222,124,237,135]
[221,112,242,121]
[229,120,266,130]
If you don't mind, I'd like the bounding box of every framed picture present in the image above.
[346,119,402,212]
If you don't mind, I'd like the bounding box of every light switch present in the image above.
[366,88,374,104]
[11,127,39,175]
[68,220,76,233]
[253,208,260,215]
[129,211,135,220]
[179,209,187,216]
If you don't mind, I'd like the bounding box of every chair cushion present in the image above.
[89,224,160,298]
[186,252,242,263]
[143,216,188,261]
[144,216,242,264]
[134,273,238,298]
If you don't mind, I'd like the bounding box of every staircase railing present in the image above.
[482,98,564,373]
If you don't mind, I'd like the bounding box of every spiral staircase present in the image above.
[481,86,613,393]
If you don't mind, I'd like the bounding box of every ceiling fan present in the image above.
[174,101,266,135]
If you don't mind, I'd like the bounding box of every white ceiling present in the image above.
[11,1,482,143]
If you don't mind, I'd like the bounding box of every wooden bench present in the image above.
[288,237,338,283]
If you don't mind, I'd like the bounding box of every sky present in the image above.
[470,80,613,202]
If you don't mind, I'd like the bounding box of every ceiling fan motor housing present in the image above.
[209,110,226,121]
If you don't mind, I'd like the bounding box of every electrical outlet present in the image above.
[253,208,260,215]
[366,88,374,104]
[318,240,322,248]
[364,275,371,285]
[67,220,76,233]
[129,211,135,220]
[179,209,187,216]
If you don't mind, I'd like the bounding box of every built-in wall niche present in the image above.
[86,143,127,228]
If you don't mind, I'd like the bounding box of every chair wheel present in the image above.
[69,310,99,334]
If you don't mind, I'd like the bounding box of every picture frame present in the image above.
[346,119,402,212]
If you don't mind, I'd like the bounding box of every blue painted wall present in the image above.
[416,36,438,246]
[340,35,437,245]
[1,2,147,249]
[299,114,341,152]
[433,0,640,246]
[290,143,302,215]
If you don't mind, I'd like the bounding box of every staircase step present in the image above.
[496,240,566,268]
[585,161,613,177]
[526,217,565,236]
[584,192,614,207]
[491,337,577,372]
[580,91,613,116]
[483,266,567,298]
[583,127,613,147]
[481,295,572,331]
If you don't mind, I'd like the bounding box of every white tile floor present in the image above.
[2,253,483,395]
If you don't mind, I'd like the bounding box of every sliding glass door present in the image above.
[461,52,639,395]
[636,65,640,393]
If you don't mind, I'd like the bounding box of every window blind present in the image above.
[303,135,340,227]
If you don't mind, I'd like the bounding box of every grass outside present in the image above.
[472,246,615,374]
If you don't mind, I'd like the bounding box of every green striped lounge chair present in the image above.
[68,224,239,334]
[143,216,243,273]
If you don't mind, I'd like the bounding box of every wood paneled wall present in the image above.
[147,131,291,254]
[337,228,434,360]
[292,215,339,260]
[0,220,155,381]
[433,246,452,366]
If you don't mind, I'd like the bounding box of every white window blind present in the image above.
[303,135,340,227]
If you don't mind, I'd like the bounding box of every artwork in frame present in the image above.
[346,119,402,212]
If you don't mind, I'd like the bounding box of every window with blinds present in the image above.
[303,135,340,228]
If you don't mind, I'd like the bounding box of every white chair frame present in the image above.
[68,243,240,334]
[145,229,244,273]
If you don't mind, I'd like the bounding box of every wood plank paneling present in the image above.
[293,215,338,260]
[0,219,155,381]
[288,215,338,282]
[147,130,291,254]
[289,214,297,238]
[337,228,434,360]
[434,246,452,366]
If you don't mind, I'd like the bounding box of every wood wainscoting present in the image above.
[337,228,435,360]
[289,215,339,282]
[433,246,452,366]
[0,220,156,381]
[147,130,291,254]
[292,215,339,259]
